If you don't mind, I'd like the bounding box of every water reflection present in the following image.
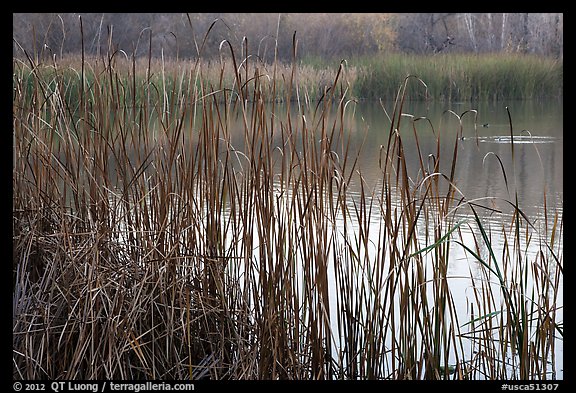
[349,99,563,217]
[111,98,564,378]
[349,99,563,379]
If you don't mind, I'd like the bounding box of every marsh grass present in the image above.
[13,31,562,380]
[337,53,563,101]
[17,51,561,106]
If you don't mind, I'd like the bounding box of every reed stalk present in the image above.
[13,28,562,380]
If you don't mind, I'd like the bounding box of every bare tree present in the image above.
[13,13,563,61]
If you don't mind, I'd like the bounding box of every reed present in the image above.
[18,51,561,105]
[331,52,563,101]
[13,31,562,380]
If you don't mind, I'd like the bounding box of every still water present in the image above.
[341,99,563,219]
[326,99,563,378]
[221,98,564,378]
[139,97,564,378]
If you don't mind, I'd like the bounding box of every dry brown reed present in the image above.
[13,32,562,380]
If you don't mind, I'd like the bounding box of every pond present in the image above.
[351,99,563,218]
[356,99,562,378]
[13,55,563,379]
[217,97,564,379]
[341,99,563,379]
[28,94,563,379]
[223,98,563,219]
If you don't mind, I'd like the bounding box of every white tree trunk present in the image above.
[464,13,477,52]
[501,12,507,51]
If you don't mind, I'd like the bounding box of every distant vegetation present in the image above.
[13,13,563,61]
[13,13,563,102]
[15,51,562,103]
[335,53,563,101]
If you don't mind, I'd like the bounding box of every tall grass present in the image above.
[13,53,355,106]
[16,51,562,105]
[13,33,562,380]
[329,52,563,101]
